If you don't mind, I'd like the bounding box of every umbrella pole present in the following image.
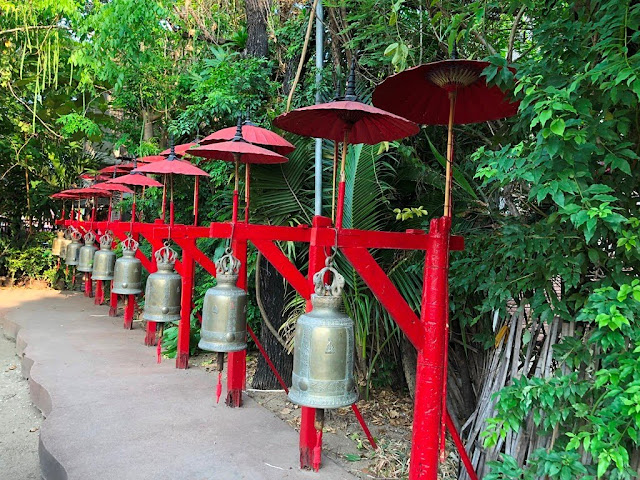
[194,177,199,226]
[443,91,456,217]
[140,186,145,223]
[91,196,96,223]
[335,130,349,229]
[232,159,239,224]
[162,174,167,222]
[170,174,175,228]
[131,195,137,233]
[244,163,250,224]
[331,141,338,222]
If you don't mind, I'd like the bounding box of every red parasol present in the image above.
[190,118,288,224]
[137,155,166,163]
[106,174,162,188]
[372,59,519,216]
[274,61,419,228]
[159,142,198,157]
[134,145,209,227]
[80,173,111,182]
[61,187,112,197]
[201,118,295,155]
[92,182,134,194]
[99,165,134,175]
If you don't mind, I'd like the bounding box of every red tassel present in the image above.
[156,337,162,364]
[216,371,223,404]
[313,429,323,472]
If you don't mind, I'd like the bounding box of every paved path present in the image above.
[0,289,353,480]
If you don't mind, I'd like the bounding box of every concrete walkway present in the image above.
[0,289,353,480]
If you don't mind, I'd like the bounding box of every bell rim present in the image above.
[287,390,358,409]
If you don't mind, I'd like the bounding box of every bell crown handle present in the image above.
[155,242,178,264]
[216,248,241,275]
[122,235,139,252]
[99,232,113,248]
[69,229,82,241]
[84,231,96,244]
[313,260,345,297]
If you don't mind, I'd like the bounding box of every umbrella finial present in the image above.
[344,58,357,101]
[232,115,245,142]
[244,108,257,126]
[167,134,177,161]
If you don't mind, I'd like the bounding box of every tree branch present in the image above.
[7,83,63,139]
[507,5,527,63]
[0,25,59,36]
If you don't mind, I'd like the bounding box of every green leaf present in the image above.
[550,118,566,136]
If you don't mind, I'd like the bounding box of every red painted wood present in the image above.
[109,282,118,317]
[94,280,104,305]
[341,247,423,349]
[124,294,135,330]
[409,217,450,480]
[226,238,248,406]
[247,325,289,392]
[176,239,195,369]
[445,409,478,480]
[335,180,346,229]
[251,239,311,299]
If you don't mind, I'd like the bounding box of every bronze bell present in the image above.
[288,262,358,409]
[64,230,83,266]
[111,236,142,295]
[199,249,247,352]
[59,230,72,260]
[92,232,116,281]
[77,232,98,273]
[52,230,65,256]
[142,243,182,323]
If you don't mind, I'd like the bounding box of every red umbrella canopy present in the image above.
[201,123,295,155]
[189,137,288,164]
[80,173,111,182]
[372,59,519,125]
[273,64,419,144]
[91,182,134,194]
[106,173,163,187]
[159,143,198,157]
[133,157,209,177]
[137,155,166,163]
[99,165,133,175]
[61,187,113,198]
[51,192,78,199]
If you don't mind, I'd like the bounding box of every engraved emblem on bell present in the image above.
[64,229,83,266]
[198,249,247,352]
[142,243,182,323]
[111,235,143,295]
[92,232,117,281]
[288,260,358,409]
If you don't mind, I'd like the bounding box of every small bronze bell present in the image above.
[111,236,142,295]
[288,261,358,409]
[142,243,182,323]
[59,230,72,260]
[92,232,116,281]
[52,230,65,256]
[77,232,98,273]
[199,249,247,352]
[64,230,83,266]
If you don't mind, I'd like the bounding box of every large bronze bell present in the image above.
[111,236,142,295]
[288,262,358,409]
[64,230,83,266]
[92,232,116,281]
[142,243,182,323]
[199,249,247,352]
[52,230,65,256]
[77,232,98,273]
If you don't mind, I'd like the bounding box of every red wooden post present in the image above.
[409,217,450,480]
[226,237,247,407]
[124,294,135,330]
[109,282,118,316]
[84,273,93,297]
[176,241,195,369]
[300,215,330,470]
[94,280,104,305]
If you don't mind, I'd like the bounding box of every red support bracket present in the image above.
[84,273,93,298]
[341,247,424,349]
[174,238,195,369]
[94,280,104,305]
[226,237,248,407]
[109,281,118,317]
[251,238,311,299]
[124,294,135,330]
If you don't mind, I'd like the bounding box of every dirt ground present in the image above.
[0,326,43,480]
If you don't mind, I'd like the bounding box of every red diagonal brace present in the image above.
[251,238,311,299]
[341,247,424,349]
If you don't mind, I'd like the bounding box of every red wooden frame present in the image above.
[58,211,474,480]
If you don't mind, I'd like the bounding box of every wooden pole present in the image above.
[443,91,456,217]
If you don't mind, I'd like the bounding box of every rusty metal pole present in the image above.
[409,216,450,480]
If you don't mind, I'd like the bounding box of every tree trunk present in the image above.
[250,253,293,389]
[244,0,269,58]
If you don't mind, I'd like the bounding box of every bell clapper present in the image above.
[215,352,225,403]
